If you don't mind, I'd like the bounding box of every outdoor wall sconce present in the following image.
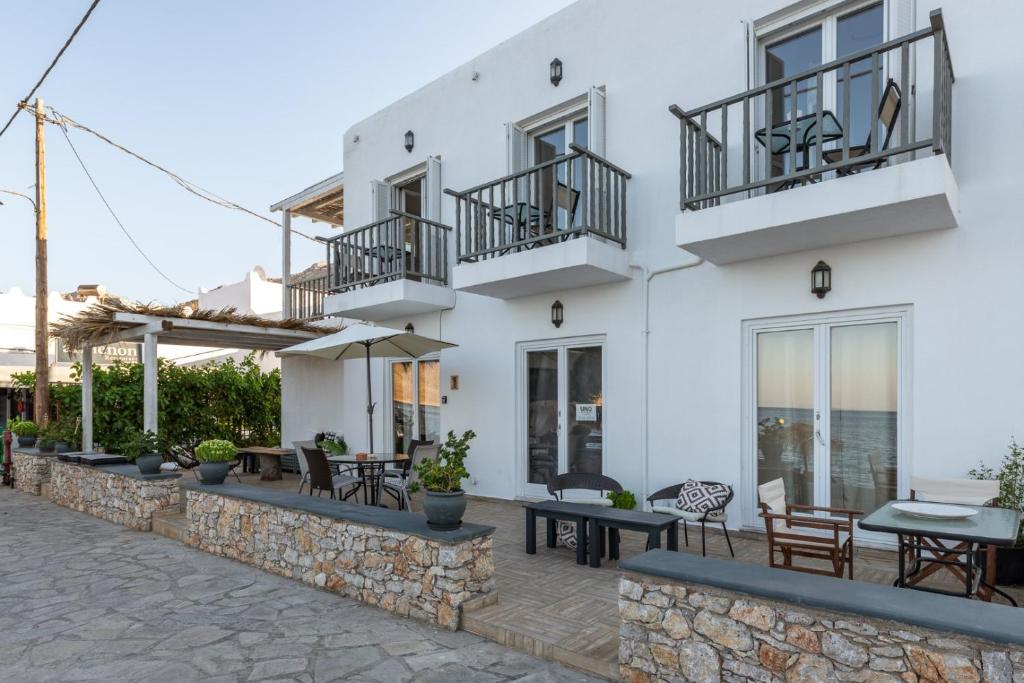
[549,58,563,86]
[404,130,414,153]
[404,322,415,334]
[551,300,564,328]
[811,261,832,299]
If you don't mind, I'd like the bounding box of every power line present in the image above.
[0,0,101,142]
[56,120,196,294]
[44,107,320,243]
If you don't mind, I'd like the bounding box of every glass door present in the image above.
[390,357,440,454]
[522,340,605,497]
[753,315,902,531]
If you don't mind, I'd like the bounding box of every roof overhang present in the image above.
[95,312,322,350]
[270,172,344,226]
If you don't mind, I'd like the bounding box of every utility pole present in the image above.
[33,97,49,426]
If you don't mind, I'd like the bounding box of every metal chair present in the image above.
[302,446,360,500]
[382,444,438,511]
[546,472,622,505]
[292,440,315,494]
[648,481,734,557]
[822,78,902,174]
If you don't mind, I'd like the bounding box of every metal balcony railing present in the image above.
[446,144,631,262]
[670,9,953,211]
[286,270,328,321]
[324,210,451,293]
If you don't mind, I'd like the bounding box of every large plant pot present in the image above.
[135,453,163,475]
[995,546,1024,585]
[54,441,71,454]
[422,490,467,530]
[198,462,230,485]
[17,435,36,448]
[37,440,56,454]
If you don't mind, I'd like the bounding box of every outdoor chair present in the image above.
[301,446,360,500]
[382,444,438,511]
[758,477,862,579]
[383,439,432,481]
[822,78,902,175]
[548,472,623,552]
[904,477,1000,596]
[292,440,315,494]
[648,481,735,557]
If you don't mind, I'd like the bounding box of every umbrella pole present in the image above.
[365,342,374,453]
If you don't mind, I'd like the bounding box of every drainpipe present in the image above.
[631,255,705,509]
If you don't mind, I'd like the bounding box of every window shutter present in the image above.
[587,86,606,156]
[370,179,392,222]
[424,156,442,222]
[505,121,527,174]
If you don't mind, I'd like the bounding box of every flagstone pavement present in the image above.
[0,488,598,683]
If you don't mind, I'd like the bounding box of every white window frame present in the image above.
[385,353,441,454]
[526,112,589,166]
[739,305,913,540]
[515,335,608,500]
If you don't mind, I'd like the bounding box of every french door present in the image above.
[745,309,909,534]
[389,357,440,454]
[519,338,605,498]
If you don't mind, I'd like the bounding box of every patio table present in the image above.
[859,501,1021,605]
[327,453,409,506]
[754,110,843,188]
[236,447,294,482]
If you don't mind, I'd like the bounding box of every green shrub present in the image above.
[120,430,162,461]
[318,433,348,456]
[607,490,638,510]
[10,420,38,437]
[970,437,1024,546]
[195,439,237,463]
[411,429,475,493]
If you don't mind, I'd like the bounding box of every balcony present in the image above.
[286,268,329,321]
[447,145,632,299]
[321,211,455,322]
[672,10,957,265]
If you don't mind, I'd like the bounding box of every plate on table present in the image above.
[892,502,978,520]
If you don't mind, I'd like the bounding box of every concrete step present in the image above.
[151,510,188,543]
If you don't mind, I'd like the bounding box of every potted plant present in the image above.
[121,430,163,475]
[317,432,348,456]
[411,429,475,530]
[195,439,237,485]
[52,418,79,454]
[607,490,638,510]
[10,419,38,448]
[36,424,57,453]
[969,438,1024,585]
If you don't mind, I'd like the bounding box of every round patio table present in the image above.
[327,453,409,506]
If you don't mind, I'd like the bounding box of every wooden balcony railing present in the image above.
[287,270,328,321]
[324,210,451,293]
[670,9,953,211]
[446,144,631,262]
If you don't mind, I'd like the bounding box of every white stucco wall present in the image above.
[282,0,1024,523]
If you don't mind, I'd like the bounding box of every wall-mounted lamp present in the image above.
[811,261,832,299]
[404,322,415,334]
[549,58,563,86]
[551,300,564,328]
[404,130,414,153]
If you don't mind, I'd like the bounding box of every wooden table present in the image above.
[859,501,1021,605]
[236,447,294,482]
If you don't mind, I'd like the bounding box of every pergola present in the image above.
[51,303,326,450]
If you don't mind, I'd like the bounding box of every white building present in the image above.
[273,0,1024,537]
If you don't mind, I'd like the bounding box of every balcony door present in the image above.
[758,2,885,177]
[745,308,909,536]
[519,338,605,498]
[390,357,441,454]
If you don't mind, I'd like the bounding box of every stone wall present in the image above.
[12,451,53,495]
[49,462,181,531]
[619,573,1024,683]
[185,488,495,630]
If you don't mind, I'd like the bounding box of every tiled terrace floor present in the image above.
[185,472,1024,680]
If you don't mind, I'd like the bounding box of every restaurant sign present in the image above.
[57,342,141,365]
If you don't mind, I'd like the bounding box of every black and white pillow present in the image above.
[556,521,578,549]
[676,480,730,514]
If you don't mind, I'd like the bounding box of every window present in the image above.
[529,116,588,230]
[390,357,440,454]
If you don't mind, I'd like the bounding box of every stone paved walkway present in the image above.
[0,489,599,682]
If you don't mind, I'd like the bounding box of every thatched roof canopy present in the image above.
[51,301,329,352]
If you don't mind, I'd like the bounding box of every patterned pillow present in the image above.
[556,521,578,549]
[676,480,730,514]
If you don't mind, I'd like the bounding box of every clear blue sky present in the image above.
[0,0,572,304]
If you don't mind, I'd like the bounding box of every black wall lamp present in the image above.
[404,322,415,334]
[549,58,563,86]
[404,130,414,153]
[551,300,564,328]
[811,261,832,299]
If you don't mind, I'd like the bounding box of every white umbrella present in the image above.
[277,324,457,451]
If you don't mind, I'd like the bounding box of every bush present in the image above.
[607,490,638,510]
[411,429,475,494]
[10,420,37,437]
[195,439,237,463]
[970,437,1024,546]
[120,430,162,461]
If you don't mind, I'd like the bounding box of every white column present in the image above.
[81,346,93,451]
[282,208,292,318]
[143,333,158,435]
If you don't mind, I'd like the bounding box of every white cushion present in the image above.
[675,480,730,513]
[560,496,614,506]
[653,506,727,523]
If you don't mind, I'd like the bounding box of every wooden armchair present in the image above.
[758,478,862,579]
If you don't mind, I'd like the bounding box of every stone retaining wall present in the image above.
[185,488,495,630]
[49,461,181,531]
[619,573,1024,683]
[12,450,53,495]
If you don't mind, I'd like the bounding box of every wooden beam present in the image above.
[110,312,318,340]
[102,319,171,344]
[143,333,158,435]
[81,346,93,451]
